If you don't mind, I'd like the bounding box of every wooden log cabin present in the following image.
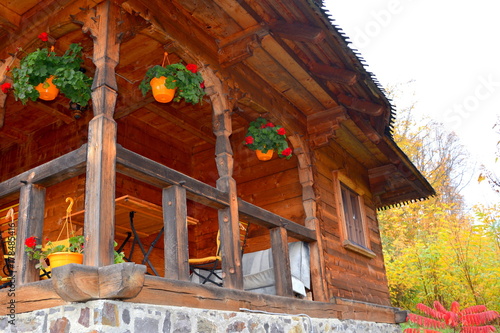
[0,0,434,330]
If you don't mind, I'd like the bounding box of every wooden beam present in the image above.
[0,3,21,31]
[116,145,229,209]
[348,111,382,144]
[309,62,359,86]
[337,94,385,117]
[307,106,348,148]
[51,262,146,301]
[163,185,190,281]
[270,21,325,44]
[238,200,316,242]
[0,144,87,200]
[27,100,75,124]
[144,103,216,145]
[217,24,268,48]
[219,34,261,68]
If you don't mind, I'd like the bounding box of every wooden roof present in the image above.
[0,0,434,208]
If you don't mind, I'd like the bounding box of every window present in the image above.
[333,172,376,258]
[341,184,366,247]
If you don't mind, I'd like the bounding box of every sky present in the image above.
[323,0,500,206]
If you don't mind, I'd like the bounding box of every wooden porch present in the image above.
[0,0,434,326]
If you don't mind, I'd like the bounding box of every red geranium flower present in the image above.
[266,122,275,127]
[38,32,49,42]
[244,136,254,144]
[277,127,286,135]
[281,147,292,156]
[1,82,12,93]
[200,82,205,89]
[186,64,198,73]
[25,236,37,248]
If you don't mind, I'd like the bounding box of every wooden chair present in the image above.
[189,221,249,286]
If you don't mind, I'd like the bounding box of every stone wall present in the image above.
[0,300,402,333]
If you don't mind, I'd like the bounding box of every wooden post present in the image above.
[163,185,189,280]
[80,1,122,266]
[15,183,45,286]
[203,67,243,289]
[288,134,329,301]
[270,227,293,297]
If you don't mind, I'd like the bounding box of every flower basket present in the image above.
[243,118,293,160]
[255,149,274,161]
[35,75,59,101]
[11,33,92,106]
[24,197,125,274]
[47,252,84,269]
[139,52,205,104]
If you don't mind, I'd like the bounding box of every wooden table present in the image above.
[69,195,198,238]
[69,195,198,276]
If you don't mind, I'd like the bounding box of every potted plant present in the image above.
[24,236,125,271]
[139,54,205,104]
[24,235,85,270]
[11,32,92,106]
[243,117,293,161]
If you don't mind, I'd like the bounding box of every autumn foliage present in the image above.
[404,301,499,333]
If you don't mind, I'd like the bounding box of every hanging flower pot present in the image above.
[34,75,59,101]
[150,76,176,103]
[47,252,83,269]
[256,149,274,161]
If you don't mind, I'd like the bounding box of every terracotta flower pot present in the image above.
[35,75,59,101]
[150,76,176,103]
[256,149,274,161]
[47,252,83,269]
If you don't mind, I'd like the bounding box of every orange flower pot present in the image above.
[35,75,59,101]
[256,149,274,161]
[150,76,176,103]
[47,252,83,269]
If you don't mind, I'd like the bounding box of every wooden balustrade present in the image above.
[0,143,316,298]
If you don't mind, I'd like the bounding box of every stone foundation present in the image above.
[0,300,402,332]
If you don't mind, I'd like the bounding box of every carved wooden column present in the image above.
[202,68,243,289]
[79,1,121,266]
[288,134,329,301]
[15,183,45,285]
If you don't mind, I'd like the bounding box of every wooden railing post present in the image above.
[15,183,45,286]
[270,227,293,297]
[79,1,123,266]
[163,185,189,280]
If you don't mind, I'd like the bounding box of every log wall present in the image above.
[313,142,391,306]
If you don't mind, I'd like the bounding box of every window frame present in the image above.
[332,171,376,259]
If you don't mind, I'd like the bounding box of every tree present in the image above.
[379,84,500,313]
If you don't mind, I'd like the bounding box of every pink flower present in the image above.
[1,82,11,93]
[244,136,254,144]
[277,127,286,135]
[25,236,37,248]
[38,32,49,42]
[281,147,292,156]
[186,64,198,73]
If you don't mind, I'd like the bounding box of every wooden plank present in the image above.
[270,21,325,44]
[116,145,229,209]
[238,200,316,242]
[144,104,216,145]
[0,144,87,200]
[163,185,189,281]
[15,184,45,286]
[0,275,401,323]
[270,227,293,297]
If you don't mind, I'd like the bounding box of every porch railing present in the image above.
[0,144,316,298]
